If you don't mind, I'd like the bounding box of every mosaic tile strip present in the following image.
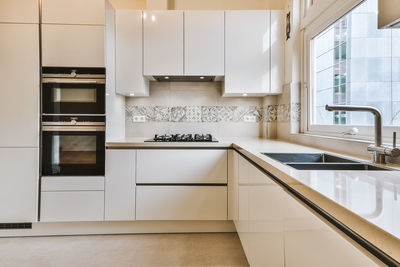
[126,104,300,123]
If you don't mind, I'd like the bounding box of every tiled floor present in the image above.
[0,233,249,267]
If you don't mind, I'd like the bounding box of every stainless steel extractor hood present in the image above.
[378,0,400,28]
[152,76,216,82]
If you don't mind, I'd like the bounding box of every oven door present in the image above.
[42,79,105,115]
[42,126,105,176]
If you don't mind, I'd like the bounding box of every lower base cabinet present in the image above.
[40,191,104,222]
[40,176,104,222]
[136,186,227,220]
[234,153,380,267]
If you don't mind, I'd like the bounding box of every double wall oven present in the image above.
[41,67,106,176]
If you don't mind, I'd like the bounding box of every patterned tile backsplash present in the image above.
[126,103,300,123]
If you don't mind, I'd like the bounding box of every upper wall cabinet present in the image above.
[184,11,224,76]
[143,10,184,76]
[224,10,284,96]
[42,24,105,67]
[0,0,38,23]
[270,10,285,94]
[41,0,105,25]
[116,10,149,96]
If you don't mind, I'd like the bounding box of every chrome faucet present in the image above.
[325,105,400,164]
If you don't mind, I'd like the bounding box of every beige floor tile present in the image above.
[0,233,248,267]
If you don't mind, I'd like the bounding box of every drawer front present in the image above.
[136,186,227,220]
[41,176,104,191]
[40,191,104,222]
[137,149,227,184]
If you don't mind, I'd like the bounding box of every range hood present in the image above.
[378,0,400,28]
[150,76,221,82]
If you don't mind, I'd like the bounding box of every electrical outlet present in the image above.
[243,115,257,122]
[133,115,146,123]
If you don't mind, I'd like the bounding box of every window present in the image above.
[309,0,400,139]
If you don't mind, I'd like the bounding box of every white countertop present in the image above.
[106,137,400,260]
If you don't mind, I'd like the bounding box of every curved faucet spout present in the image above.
[325,105,382,147]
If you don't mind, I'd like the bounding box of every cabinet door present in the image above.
[136,186,227,220]
[42,24,105,67]
[40,191,104,222]
[143,10,184,76]
[0,0,38,23]
[116,10,149,96]
[0,148,38,223]
[270,10,285,94]
[228,150,239,221]
[237,155,380,266]
[137,149,227,184]
[105,149,136,221]
[0,24,39,147]
[184,11,224,76]
[41,0,105,25]
[224,11,270,96]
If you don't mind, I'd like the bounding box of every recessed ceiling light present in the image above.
[242,93,248,96]
[200,76,204,80]
[129,93,135,96]
[164,76,170,80]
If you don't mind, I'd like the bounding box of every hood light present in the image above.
[200,76,205,80]
[242,93,248,96]
[164,76,170,80]
[129,93,135,96]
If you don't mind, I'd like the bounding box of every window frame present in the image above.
[302,0,400,143]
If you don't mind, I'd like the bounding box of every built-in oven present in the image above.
[42,67,105,115]
[41,115,105,176]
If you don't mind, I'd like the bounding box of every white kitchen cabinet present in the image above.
[236,155,380,266]
[115,10,149,96]
[224,10,270,96]
[136,186,227,220]
[41,0,105,25]
[184,11,224,76]
[270,10,285,94]
[228,150,239,221]
[41,24,105,67]
[136,149,227,184]
[40,191,104,222]
[143,10,184,76]
[0,0,38,23]
[0,148,38,223]
[41,176,104,191]
[0,24,39,147]
[105,149,136,221]
[224,10,284,96]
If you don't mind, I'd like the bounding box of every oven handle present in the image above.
[42,78,105,84]
[42,126,105,132]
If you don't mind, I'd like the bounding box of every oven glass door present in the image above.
[42,130,105,176]
[42,82,105,114]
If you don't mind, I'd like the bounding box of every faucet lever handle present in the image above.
[393,132,397,148]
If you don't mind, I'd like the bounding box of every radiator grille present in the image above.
[0,223,32,229]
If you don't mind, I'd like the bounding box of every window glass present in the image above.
[312,0,400,126]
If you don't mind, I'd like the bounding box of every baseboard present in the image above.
[0,220,236,237]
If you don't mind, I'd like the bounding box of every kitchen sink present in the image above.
[287,163,392,171]
[262,153,394,171]
[262,153,357,163]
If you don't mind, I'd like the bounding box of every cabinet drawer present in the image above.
[137,149,227,184]
[41,24,105,67]
[40,191,104,222]
[41,176,104,191]
[136,186,227,220]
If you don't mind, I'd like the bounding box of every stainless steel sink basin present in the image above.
[262,153,394,171]
[287,163,392,171]
[262,153,357,163]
